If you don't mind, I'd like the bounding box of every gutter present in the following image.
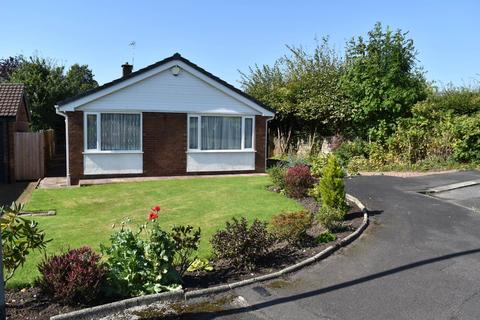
[55,106,70,186]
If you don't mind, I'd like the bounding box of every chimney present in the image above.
[121,62,133,77]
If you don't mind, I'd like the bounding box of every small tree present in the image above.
[319,155,347,212]
[1,203,50,285]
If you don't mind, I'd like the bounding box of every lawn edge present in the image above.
[50,193,369,320]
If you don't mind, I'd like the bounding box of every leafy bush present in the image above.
[334,139,369,167]
[310,153,328,177]
[285,154,311,167]
[451,114,480,163]
[210,217,275,270]
[267,165,287,190]
[317,206,346,231]
[170,225,201,277]
[284,165,315,198]
[346,155,369,175]
[316,231,337,243]
[1,202,50,284]
[187,258,214,273]
[37,247,106,305]
[318,155,348,212]
[101,207,180,297]
[270,211,311,246]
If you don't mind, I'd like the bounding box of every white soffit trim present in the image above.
[57,60,275,117]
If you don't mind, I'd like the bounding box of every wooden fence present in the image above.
[14,130,55,181]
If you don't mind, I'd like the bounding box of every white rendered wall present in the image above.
[84,153,143,175]
[186,151,255,172]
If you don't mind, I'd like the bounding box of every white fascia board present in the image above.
[57,60,275,117]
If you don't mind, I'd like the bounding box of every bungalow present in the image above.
[56,53,275,185]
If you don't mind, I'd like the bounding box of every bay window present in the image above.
[188,115,254,151]
[85,112,142,152]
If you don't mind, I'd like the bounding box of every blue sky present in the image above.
[1,0,479,88]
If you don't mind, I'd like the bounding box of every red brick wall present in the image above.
[66,111,84,185]
[66,111,269,184]
[143,112,187,176]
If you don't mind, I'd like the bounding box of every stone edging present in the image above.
[51,193,369,320]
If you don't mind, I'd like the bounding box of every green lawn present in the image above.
[12,175,302,288]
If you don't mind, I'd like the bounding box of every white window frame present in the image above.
[187,114,255,152]
[83,111,143,154]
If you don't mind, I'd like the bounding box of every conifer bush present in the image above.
[315,155,348,230]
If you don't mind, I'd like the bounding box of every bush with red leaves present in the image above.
[37,246,107,305]
[284,165,315,198]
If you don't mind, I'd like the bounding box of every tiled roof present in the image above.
[0,83,25,117]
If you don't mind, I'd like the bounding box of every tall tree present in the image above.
[0,56,24,82]
[341,22,428,137]
[65,63,98,96]
[9,57,97,131]
[241,38,350,154]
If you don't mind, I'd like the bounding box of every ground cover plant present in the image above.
[14,176,302,287]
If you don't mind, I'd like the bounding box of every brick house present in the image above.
[0,84,30,183]
[56,53,275,185]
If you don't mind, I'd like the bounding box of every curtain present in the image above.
[86,114,97,149]
[101,113,141,150]
[189,117,199,149]
[201,116,241,150]
[244,118,253,149]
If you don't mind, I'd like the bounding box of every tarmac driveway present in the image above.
[169,170,480,320]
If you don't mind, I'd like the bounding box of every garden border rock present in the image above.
[50,193,369,320]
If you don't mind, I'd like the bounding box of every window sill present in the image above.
[83,151,144,155]
[186,150,256,154]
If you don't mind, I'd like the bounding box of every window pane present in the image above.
[86,114,97,149]
[189,117,198,149]
[201,116,241,150]
[101,113,141,150]
[244,118,253,149]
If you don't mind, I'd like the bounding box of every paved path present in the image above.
[172,170,480,320]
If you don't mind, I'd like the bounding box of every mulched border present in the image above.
[6,192,366,320]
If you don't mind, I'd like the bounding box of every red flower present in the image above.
[153,205,161,212]
[148,211,159,221]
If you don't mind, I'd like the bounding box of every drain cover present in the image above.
[252,286,271,297]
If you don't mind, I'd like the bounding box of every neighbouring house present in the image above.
[0,84,30,183]
[55,53,275,185]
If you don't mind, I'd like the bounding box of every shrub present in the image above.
[316,231,337,244]
[346,155,370,175]
[285,154,310,167]
[451,114,480,163]
[1,202,50,284]
[37,247,106,305]
[318,155,348,212]
[267,165,287,190]
[210,217,275,270]
[284,165,315,198]
[187,258,213,273]
[170,225,201,277]
[101,206,180,297]
[317,206,346,231]
[270,211,311,246]
[310,153,329,177]
[334,139,369,167]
